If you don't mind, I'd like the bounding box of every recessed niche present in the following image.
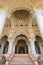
[20,25,23,26]
[35,24,37,26]
[32,25,34,27]
[13,9,30,20]
[25,25,28,26]
[16,25,18,26]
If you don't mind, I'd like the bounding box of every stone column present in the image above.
[13,43,15,54]
[0,10,8,37]
[1,43,4,54]
[29,39,36,54]
[28,43,31,54]
[34,10,43,39]
[7,39,14,54]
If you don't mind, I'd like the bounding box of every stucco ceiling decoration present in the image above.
[12,9,30,20]
[0,0,43,14]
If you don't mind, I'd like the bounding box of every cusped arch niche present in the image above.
[11,7,33,21]
[35,35,43,43]
[1,35,8,43]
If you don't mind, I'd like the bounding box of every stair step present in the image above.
[10,58,33,64]
[10,63,33,65]
[10,64,33,65]
[9,55,34,65]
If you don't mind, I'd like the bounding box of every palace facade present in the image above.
[0,0,43,65]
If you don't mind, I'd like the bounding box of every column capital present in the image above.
[29,39,36,42]
[34,10,43,14]
[8,39,14,42]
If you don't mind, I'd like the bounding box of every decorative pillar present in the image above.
[34,10,43,39]
[13,43,15,54]
[1,43,4,54]
[28,43,31,54]
[0,10,8,37]
[29,39,36,54]
[7,39,14,54]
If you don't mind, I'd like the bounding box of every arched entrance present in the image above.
[35,41,41,54]
[15,39,28,54]
[1,35,9,54]
[3,41,9,54]
[15,34,28,54]
[35,35,43,54]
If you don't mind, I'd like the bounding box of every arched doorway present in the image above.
[35,41,41,54]
[1,35,9,54]
[15,39,28,54]
[35,35,43,54]
[3,41,9,54]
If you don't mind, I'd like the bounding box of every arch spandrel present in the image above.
[15,34,28,44]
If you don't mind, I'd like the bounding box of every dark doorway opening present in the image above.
[15,39,28,54]
[35,41,41,54]
[3,41,9,54]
